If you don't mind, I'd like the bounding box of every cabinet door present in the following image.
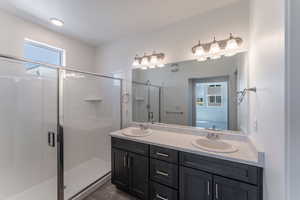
[111,148,129,190]
[180,167,212,200]
[213,176,259,200]
[129,152,149,199]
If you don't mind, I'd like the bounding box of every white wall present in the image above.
[0,9,96,71]
[248,0,286,200]
[286,0,300,200]
[96,0,250,125]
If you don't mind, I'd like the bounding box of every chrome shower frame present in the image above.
[0,53,124,200]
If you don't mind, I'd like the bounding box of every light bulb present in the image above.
[150,55,158,64]
[149,65,156,69]
[195,46,205,56]
[141,56,149,66]
[210,40,220,54]
[226,38,238,50]
[132,59,139,66]
[141,66,147,70]
[197,57,207,62]
[157,56,165,67]
[226,33,239,50]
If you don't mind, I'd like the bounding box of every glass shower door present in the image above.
[62,70,121,199]
[0,59,58,200]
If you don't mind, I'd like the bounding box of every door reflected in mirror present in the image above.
[132,52,248,132]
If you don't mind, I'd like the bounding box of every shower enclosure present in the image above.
[132,81,161,123]
[0,55,122,200]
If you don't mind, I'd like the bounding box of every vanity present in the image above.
[110,126,263,200]
[114,51,263,200]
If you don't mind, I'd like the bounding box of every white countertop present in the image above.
[110,127,264,167]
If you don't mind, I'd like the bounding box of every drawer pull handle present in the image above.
[156,152,169,157]
[207,181,210,196]
[123,154,127,168]
[216,183,219,199]
[156,170,169,177]
[156,194,168,200]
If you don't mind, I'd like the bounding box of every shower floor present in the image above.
[3,158,109,200]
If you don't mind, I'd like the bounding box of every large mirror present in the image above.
[132,53,248,131]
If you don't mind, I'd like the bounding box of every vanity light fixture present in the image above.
[132,51,165,70]
[192,33,243,62]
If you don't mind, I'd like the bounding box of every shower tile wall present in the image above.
[63,72,121,199]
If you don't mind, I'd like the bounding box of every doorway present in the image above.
[192,77,229,130]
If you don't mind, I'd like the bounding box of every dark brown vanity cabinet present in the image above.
[179,167,212,200]
[111,137,263,200]
[179,167,260,200]
[112,138,149,199]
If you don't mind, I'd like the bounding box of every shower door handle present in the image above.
[48,132,56,147]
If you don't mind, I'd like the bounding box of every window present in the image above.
[24,39,64,66]
[24,39,64,76]
[196,97,204,105]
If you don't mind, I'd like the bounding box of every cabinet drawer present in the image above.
[150,159,178,189]
[112,137,149,156]
[150,182,178,200]
[180,152,261,185]
[150,145,178,164]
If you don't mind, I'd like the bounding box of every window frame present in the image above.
[24,38,66,67]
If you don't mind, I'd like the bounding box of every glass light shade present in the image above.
[197,57,207,62]
[141,57,149,65]
[209,42,221,54]
[226,38,238,50]
[150,55,158,64]
[132,59,139,66]
[195,46,205,56]
[141,66,147,70]
[149,65,156,69]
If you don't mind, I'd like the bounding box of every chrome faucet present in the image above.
[139,124,149,130]
[206,132,220,140]
[148,112,154,124]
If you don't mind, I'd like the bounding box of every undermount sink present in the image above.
[122,128,152,137]
[192,138,238,153]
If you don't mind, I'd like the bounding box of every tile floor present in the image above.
[84,181,138,200]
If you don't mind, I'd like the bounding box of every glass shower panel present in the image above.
[62,70,121,199]
[0,59,58,200]
[149,86,160,122]
[132,83,148,122]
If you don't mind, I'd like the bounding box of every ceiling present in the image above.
[0,0,239,46]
